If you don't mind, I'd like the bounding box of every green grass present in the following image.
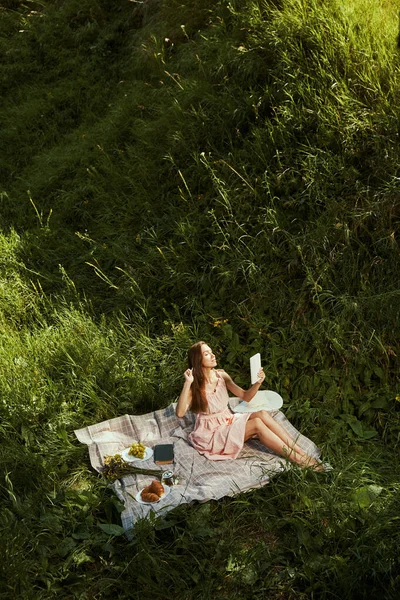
[1,0,400,597]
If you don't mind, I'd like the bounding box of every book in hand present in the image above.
[250,353,261,384]
[154,443,174,465]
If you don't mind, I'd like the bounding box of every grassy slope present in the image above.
[1,0,400,598]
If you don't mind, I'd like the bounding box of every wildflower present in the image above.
[213,319,228,327]
[101,454,161,482]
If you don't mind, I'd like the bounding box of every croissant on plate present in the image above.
[141,491,160,503]
[149,480,165,497]
[140,480,166,503]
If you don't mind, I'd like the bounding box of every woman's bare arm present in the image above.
[220,368,265,403]
[176,368,194,417]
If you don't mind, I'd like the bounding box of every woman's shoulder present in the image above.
[216,369,231,381]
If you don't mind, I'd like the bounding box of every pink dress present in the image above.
[188,370,251,460]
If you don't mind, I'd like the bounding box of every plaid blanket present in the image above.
[74,400,320,536]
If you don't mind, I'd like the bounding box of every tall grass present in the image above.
[1,0,400,597]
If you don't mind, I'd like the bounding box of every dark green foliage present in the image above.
[1,0,400,597]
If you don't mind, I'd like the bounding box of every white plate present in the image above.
[135,484,171,505]
[231,390,283,413]
[121,445,153,463]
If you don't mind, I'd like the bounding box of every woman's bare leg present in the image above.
[245,418,321,469]
[249,410,308,457]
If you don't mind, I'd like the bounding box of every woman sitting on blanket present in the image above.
[176,341,325,470]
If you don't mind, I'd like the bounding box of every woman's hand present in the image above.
[257,367,265,384]
[176,369,194,418]
[184,368,194,385]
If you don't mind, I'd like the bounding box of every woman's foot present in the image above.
[309,460,333,472]
[297,455,329,471]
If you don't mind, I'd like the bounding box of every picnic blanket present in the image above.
[74,399,320,537]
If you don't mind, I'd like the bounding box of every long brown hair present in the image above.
[188,341,208,413]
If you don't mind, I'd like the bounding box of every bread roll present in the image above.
[141,491,159,503]
[149,480,165,497]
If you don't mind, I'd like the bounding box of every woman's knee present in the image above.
[257,410,272,423]
[251,417,263,432]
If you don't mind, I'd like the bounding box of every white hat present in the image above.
[230,390,283,413]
